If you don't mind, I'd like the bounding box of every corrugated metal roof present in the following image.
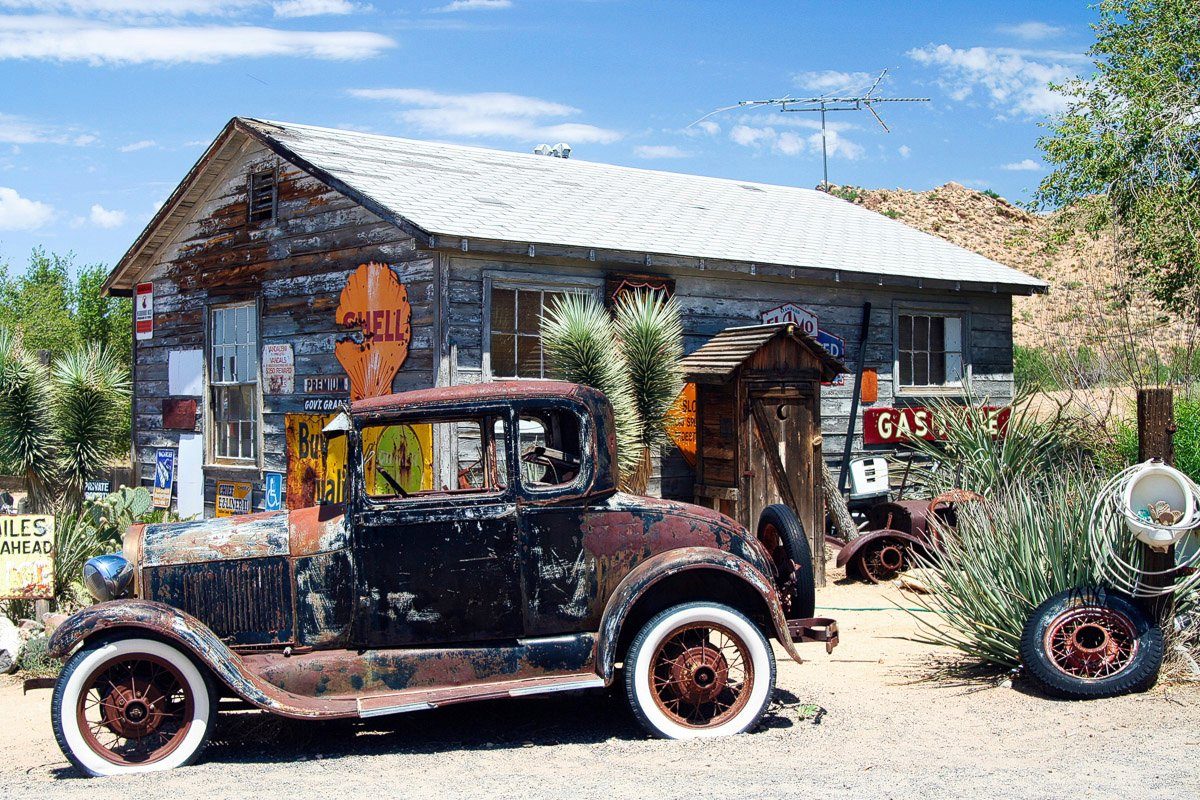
[240,118,1047,293]
[680,323,845,383]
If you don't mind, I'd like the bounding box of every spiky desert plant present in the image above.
[53,343,130,508]
[541,293,642,479]
[908,470,1121,668]
[0,330,57,511]
[613,290,684,450]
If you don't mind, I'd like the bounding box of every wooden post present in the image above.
[1135,388,1175,615]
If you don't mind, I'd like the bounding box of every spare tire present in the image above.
[756,504,815,619]
[1019,587,1163,699]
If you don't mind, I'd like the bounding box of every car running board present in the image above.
[357,672,606,718]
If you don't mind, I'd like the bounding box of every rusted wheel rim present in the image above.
[860,539,907,583]
[1043,607,1139,680]
[76,654,194,765]
[650,622,754,728]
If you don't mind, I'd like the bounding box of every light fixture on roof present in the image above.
[533,142,572,159]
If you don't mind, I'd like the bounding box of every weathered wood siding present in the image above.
[134,142,433,513]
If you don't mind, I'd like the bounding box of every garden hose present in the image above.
[1088,462,1200,598]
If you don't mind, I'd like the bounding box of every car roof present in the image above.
[350,380,603,416]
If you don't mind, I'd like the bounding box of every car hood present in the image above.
[127,504,348,568]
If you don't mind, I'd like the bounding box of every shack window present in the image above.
[248,169,276,224]
[210,303,258,461]
[362,418,506,499]
[897,313,964,388]
[489,287,568,378]
[517,410,583,490]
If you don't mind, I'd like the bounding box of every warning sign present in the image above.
[0,515,55,599]
[135,282,154,341]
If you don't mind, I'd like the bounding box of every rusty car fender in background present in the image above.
[834,529,930,570]
[596,546,808,681]
[46,600,358,719]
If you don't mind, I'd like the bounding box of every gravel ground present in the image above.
[2,577,1197,800]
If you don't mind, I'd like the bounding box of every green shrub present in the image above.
[17,635,60,677]
[1013,345,1062,391]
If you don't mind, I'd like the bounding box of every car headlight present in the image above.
[83,553,134,602]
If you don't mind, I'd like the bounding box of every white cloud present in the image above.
[349,87,621,144]
[273,0,358,17]
[997,21,1065,41]
[0,186,53,230]
[434,0,511,11]
[87,203,127,227]
[633,145,690,159]
[119,139,156,152]
[0,15,395,64]
[1001,158,1041,171]
[0,111,94,145]
[0,1,259,14]
[907,44,1085,117]
[898,144,911,158]
[728,119,864,160]
[792,70,875,93]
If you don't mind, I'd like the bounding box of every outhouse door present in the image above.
[742,385,822,564]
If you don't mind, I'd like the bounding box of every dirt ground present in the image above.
[2,575,1197,800]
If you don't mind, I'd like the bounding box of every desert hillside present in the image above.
[835,182,1187,351]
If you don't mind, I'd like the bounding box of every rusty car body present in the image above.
[46,380,837,776]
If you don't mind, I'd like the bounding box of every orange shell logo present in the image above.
[334,263,412,400]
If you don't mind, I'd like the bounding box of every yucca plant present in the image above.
[52,344,130,508]
[541,294,643,479]
[0,329,57,511]
[905,383,1093,496]
[908,470,1122,668]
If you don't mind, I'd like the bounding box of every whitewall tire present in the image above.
[52,637,214,777]
[625,602,775,739]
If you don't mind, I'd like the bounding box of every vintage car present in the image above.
[47,381,837,776]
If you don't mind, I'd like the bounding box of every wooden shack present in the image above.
[681,323,845,585]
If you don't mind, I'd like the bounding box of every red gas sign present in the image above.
[863,405,1011,445]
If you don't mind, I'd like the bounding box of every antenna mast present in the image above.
[694,69,930,189]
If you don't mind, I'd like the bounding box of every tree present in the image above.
[1036,0,1200,318]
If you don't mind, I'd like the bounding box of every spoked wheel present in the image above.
[856,538,908,584]
[626,602,775,739]
[1019,588,1164,699]
[53,637,214,776]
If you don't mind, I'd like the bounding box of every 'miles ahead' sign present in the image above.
[0,514,55,600]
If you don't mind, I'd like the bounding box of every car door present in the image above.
[352,413,524,648]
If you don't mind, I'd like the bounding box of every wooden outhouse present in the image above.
[681,323,845,584]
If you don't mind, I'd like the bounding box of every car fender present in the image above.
[835,529,929,568]
[596,546,804,681]
[47,600,357,719]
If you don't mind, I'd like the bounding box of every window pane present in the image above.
[900,351,913,386]
[914,315,929,351]
[517,334,542,377]
[946,352,963,383]
[930,352,946,385]
[491,333,516,377]
[930,317,945,355]
[517,290,542,334]
[899,315,912,350]
[492,288,515,333]
[913,350,929,385]
[944,316,963,354]
[493,419,508,488]
[518,411,583,490]
[362,419,497,499]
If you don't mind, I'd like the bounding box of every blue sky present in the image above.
[0,0,1097,273]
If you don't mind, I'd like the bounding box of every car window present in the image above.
[362,417,506,500]
[517,410,583,490]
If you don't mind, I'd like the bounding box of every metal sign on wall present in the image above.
[760,302,818,336]
[263,343,295,395]
[152,448,175,509]
[0,515,55,599]
[135,282,154,340]
[667,383,697,466]
[863,406,1011,445]
[215,481,253,517]
[334,263,412,401]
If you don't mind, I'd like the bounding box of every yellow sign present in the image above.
[0,515,55,599]
[363,423,433,496]
[667,383,697,467]
[215,481,253,517]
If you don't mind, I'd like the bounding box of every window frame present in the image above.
[482,270,603,380]
[205,300,262,467]
[892,303,971,397]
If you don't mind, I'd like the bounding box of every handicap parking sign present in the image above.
[264,472,283,512]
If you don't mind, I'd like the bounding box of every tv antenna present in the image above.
[692,69,929,189]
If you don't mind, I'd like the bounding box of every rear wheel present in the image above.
[855,537,909,583]
[52,637,214,777]
[625,602,775,739]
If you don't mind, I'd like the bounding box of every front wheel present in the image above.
[52,637,214,777]
[625,602,775,739]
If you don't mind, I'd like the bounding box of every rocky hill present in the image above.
[832,182,1187,353]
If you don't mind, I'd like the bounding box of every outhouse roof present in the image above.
[106,117,1048,295]
[680,323,846,384]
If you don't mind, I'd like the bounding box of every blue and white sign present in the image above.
[264,472,283,512]
[816,330,847,387]
[152,448,175,509]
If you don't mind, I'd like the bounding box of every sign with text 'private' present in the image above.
[0,515,55,600]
